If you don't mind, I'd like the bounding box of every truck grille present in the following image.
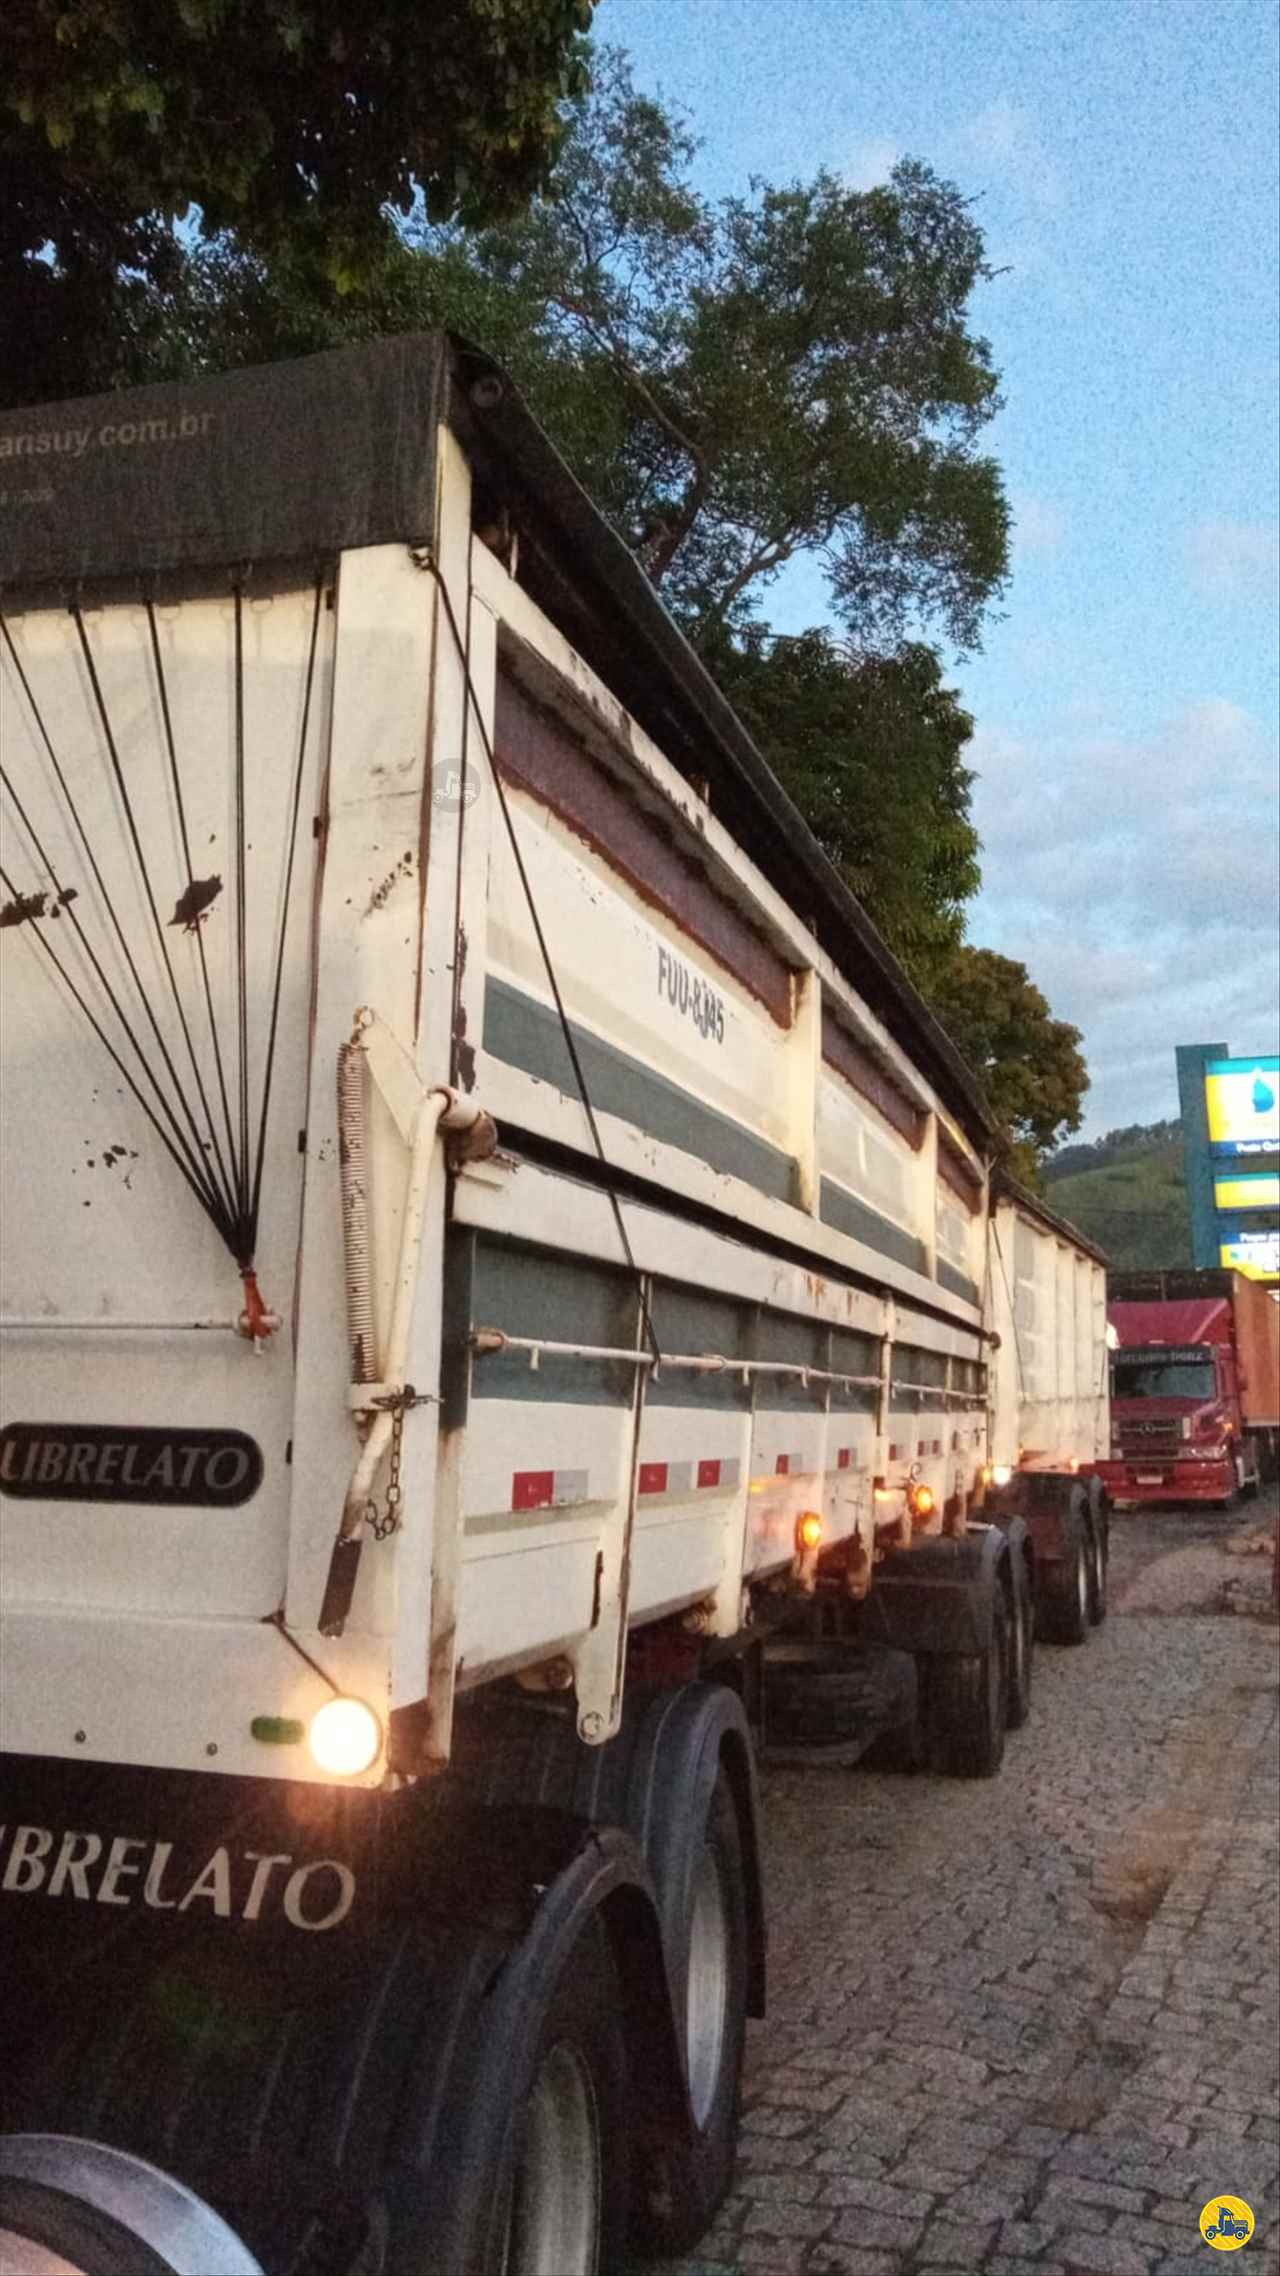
[1118,1421,1181,1455]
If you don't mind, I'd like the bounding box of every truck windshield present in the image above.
[1112,1358,1216,1400]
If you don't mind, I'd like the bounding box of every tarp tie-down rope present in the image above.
[0,573,325,1342]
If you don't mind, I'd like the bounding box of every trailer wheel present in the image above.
[416,1915,631,2276]
[642,1767,749,2251]
[1037,1503,1090,1646]
[924,1580,1009,1779]
[0,2141,263,2276]
[494,1920,631,2276]
[0,2177,173,2276]
[1005,1544,1035,1730]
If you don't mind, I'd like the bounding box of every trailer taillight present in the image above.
[908,1483,936,1520]
[795,1511,824,1552]
[308,1696,382,1776]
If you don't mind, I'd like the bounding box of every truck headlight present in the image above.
[308,1696,382,1776]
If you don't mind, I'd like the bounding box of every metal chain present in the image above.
[364,1403,404,1540]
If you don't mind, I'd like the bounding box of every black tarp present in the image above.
[0,334,448,590]
[0,327,995,1142]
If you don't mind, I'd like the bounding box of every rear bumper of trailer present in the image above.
[0,1607,393,1786]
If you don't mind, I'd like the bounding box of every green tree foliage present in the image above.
[78,50,1010,655]
[2,0,594,406]
[416,52,1011,653]
[1043,1118,1182,1184]
[1040,1127,1192,1270]
[927,947,1089,1180]
[710,632,980,985]
[5,37,1087,1167]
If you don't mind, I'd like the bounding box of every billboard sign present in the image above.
[1205,1058,1280,1158]
[1214,1171,1280,1212]
[1218,1227,1280,1280]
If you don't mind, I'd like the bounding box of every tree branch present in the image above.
[698,529,803,628]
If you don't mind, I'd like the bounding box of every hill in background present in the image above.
[1041,1119,1192,1270]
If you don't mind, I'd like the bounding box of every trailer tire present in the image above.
[761,1642,918,1749]
[639,1766,750,2253]
[1037,1502,1090,1645]
[923,1579,1009,1779]
[0,2140,265,2276]
[0,2178,176,2276]
[411,1914,631,2276]
[1005,1542,1035,1730]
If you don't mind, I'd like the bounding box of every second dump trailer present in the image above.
[0,337,1107,2276]
[981,1178,1111,1644]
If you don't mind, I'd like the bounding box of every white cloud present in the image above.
[1184,518,1280,603]
[968,699,1280,1139]
[843,138,900,191]
[962,99,1061,210]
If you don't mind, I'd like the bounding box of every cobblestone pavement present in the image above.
[651,1490,1280,2276]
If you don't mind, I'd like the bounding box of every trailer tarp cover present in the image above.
[0,335,447,589]
[1109,1297,1233,1349]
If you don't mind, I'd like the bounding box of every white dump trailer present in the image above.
[0,339,1108,2276]
[983,1178,1111,1641]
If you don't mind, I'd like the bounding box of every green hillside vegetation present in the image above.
[1041,1120,1192,1270]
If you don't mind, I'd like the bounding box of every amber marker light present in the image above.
[909,1483,937,1519]
[308,1696,382,1777]
[796,1511,824,1552]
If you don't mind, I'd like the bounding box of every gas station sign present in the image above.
[1205,1057,1280,1158]
[1218,1227,1280,1280]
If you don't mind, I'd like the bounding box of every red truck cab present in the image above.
[1099,1273,1275,1507]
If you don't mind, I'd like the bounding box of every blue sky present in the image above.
[600,0,1280,1138]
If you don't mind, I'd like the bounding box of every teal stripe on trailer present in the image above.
[484,976,799,1204]
[819,1179,930,1279]
[937,1258,981,1306]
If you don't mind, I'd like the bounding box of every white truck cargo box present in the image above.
[0,338,1111,2276]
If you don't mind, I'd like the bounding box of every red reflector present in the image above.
[837,1447,851,1469]
[775,1454,790,1475]
[697,1458,721,1488]
[512,1470,555,1511]
[638,1462,668,1495]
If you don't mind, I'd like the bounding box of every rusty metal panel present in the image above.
[1234,1275,1280,1427]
